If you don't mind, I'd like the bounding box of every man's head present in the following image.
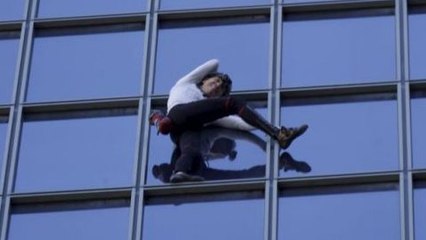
[198,72,232,97]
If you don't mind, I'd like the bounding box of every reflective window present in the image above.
[282,13,395,87]
[283,0,349,3]
[409,12,426,80]
[160,0,269,10]
[37,0,146,18]
[154,20,269,94]
[0,34,20,104]
[411,97,426,169]
[8,201,130,240]
[143,192,264,240]
[414,187,426,240]
[0,120,7,175]
[26,26,144,103]
[147,106,268,185]
[14,112,137,192]
[278,187,400,240]
[280,99,398,177]
[0,0,25,21]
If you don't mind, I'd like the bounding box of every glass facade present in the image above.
[0,0,423,240]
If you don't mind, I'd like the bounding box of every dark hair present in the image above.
[198,72,232,96]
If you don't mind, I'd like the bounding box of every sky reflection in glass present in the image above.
[409,13,426,80]
[414,188,426,240]
[37,0,146,18]
[0,0,25,21]
[26,29,144,102]
[0,38,19,104]
[143,194,264,240]
[160,0,269,10]
[15,115,137,192]
[282,15,395,87]
[279,189,400,240]
[154,22,269,94]
[8,205,129,240]
[0,123,7,176]
[280,99,398,177]
[411,97,426,169]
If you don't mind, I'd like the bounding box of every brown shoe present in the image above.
[277,124,308,149]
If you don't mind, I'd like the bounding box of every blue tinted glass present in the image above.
[409,13,426,80]
[147,107,268,185]
[415,188,426,240]
[279,189,400,240]
[280,100,398,177]
[282,15,395,87]
[411,98,426,169]
[160,0,269,10]
[15,114,137,192]
[283,0,349,3]
[37,0,146,18]
[154,21,269,94]
[143,194,264,240]
[0,122,7,175]
[0,37,19,104]
[0,0,25,21]
[26,28,144,102]
[8,205,129,240]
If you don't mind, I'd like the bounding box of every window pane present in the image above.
[280,99,398,177]
[0,121,7,175]
[154,21,269,94]
[160,0,269,10]
[8,202,129,240]
[414,187,426,240]
[37,0,146,18]
[26,27,144,102]
[147,107,268,185]
[282,14,395,87]
[278,188,400,240]
[0,0,25,21]
[143,193,264,240]
[15,114,137,192]
[409,13,426,80]
[0,36,20,104]
[411,97,426,169]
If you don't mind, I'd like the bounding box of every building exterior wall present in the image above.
[0,0,425,239]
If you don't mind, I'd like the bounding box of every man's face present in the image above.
[201,76,224,97]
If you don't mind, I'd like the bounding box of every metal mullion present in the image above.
[0,0,35,237]
[396,0,414,237]
[265,2,282,240]
[132,0,159,238]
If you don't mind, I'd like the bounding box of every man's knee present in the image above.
[224,96,246,113]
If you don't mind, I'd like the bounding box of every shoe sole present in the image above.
[170,173,204,183]
[281,124,308,149]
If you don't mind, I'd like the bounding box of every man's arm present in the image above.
[174,59,219,86]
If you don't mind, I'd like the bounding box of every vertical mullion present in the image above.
[396,0,413,239]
